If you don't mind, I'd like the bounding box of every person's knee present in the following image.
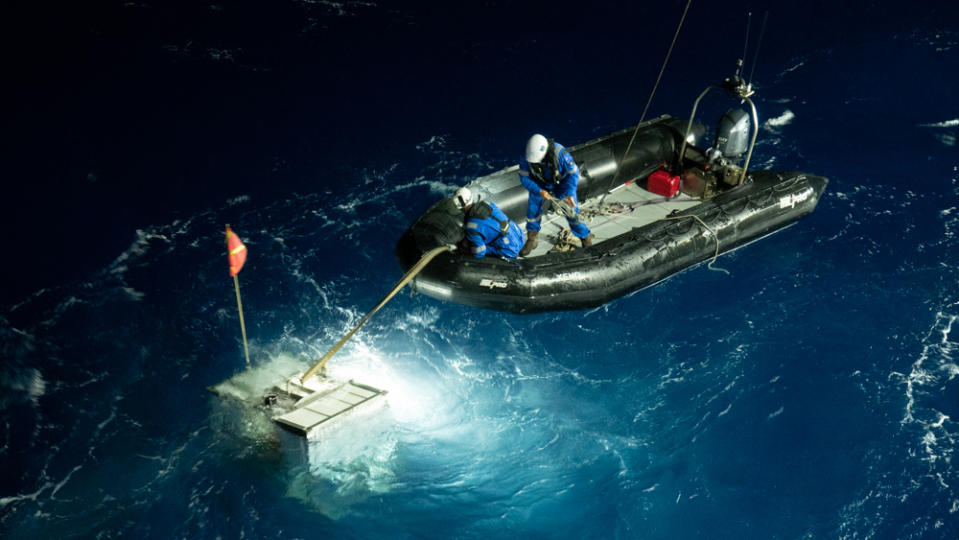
[570,222,590,238]
[527,205,544,222]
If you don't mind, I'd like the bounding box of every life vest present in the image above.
[466,202,510,239]
[527,139,567,189]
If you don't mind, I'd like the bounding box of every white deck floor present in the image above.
[523,182,701,257]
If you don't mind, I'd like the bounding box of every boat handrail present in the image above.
[678,80,760,186]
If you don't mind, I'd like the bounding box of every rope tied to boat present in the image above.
[658,214,730,275]
[300,244,453,383]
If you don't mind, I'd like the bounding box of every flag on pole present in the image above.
[225,225,251,367]
[226,226,247,276]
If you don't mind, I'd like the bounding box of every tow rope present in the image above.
[300,244,453,383]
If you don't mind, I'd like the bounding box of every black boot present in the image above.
[519,230,539,257]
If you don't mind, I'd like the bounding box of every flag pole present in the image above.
[233,273,251,368]
[226,224,251,368]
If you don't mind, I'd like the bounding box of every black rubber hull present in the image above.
[395,115,828,313]
[397,170,827,313]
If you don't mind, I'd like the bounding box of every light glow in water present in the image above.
[326,339,453,427]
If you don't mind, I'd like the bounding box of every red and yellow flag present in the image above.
[226,226,247,277]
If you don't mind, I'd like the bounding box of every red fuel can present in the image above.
[647,170,680,197]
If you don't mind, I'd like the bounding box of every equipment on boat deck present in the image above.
[394,64,828,313]
[707,108,751,166]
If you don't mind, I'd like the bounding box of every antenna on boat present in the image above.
[673,10,768,184]
[737,11,752,79]
[746,11,769,87]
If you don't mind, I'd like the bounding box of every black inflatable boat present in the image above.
[395,77,828,313]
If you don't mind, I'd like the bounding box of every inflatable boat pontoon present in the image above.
[395,75,828,313]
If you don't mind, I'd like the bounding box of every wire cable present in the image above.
[609,0,693,190]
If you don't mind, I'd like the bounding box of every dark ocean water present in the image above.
[3,1,959,538]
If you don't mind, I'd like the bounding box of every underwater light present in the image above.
[326,342,438,425]
[209,327,458,440]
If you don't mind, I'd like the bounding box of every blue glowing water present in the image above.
[2,2,959,538]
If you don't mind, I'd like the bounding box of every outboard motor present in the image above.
[706,108,750,165]
[679,65,760,191]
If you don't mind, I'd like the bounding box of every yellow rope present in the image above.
[301,244,453,383]
[658,214,730,275]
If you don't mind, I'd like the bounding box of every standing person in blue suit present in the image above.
[517,134,594,256]
[453,187,524,260]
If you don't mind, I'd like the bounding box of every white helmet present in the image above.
[525,134,548,164]
[453,187,473,210]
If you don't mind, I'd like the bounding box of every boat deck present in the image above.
[522,182,701,257]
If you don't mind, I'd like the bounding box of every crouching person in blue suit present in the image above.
[453,187,524,260]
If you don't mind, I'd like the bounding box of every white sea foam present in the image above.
[782,61,805,75]
[394,178,460,197]
[882,311,959,515]
[903,313,958,423]
[920,119,959,128]
[934,133,957,147]
[28,368,45,404]
[0,483,49,507]
[763,110,795,132]
[416,134,448,151]
[206,48,236,62]
[49,464,83,498]
[295,0,378,18]
[943,363,959,380]
[122,287,145,301]
[110,227,177,275]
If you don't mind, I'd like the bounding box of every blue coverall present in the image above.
[464,202,524,259]
[517,141,591,239]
